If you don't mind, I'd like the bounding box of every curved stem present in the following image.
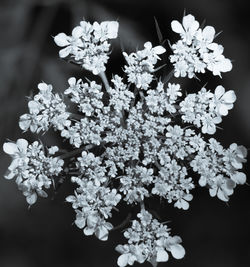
[111,212,132,231]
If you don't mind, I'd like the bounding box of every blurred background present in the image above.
[0,0,250,266]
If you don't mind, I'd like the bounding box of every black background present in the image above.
[0,0,250,266]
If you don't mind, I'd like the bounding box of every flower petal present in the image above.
[153,45,166,55]
[59,46,71,58]
[156,249,169,262]
[96,225,109,241]
[68,77,76,86]
[215,85,225,99]
[16,139,28,153]
[221,90,236,103]
[105,21,119,39]
[117,254,129,267]
[171,20,184,34]
[3,142,18,155]
[72,26,83,38]
[54,33,70,47]
[231,172,246,185]
[202,26,215,42]
[26,193,37,205]
[170,244,185,259]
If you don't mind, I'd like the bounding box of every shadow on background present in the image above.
[0,0,249,266]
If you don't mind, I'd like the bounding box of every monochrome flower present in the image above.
[170,14,232,78]
[3,139,63,205]
[123,42,165,89]
[116,210,185,266]
[3,15,248,267]
[54,20,119,75]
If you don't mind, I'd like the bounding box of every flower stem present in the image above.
[140,200,145,210]
[99,71,110,92]
[59,144,95,159]
[111,212,132,231]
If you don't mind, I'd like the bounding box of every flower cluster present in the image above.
[116,210,185,266]
[123,42,166,90]
[191,138,247,201]
[170,14,232,78]
[19,82,70,133]
[3,13,248,267]
[3,139,63,205]
[65,77,104,116]
[145,82,182,114]
[66,151,121,241]
[180,85,236,134]
[54,20,119,75]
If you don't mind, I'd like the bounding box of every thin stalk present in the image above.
[140,201,145,210]
[111,213,132,231]
[163,69,174,83]
[99,71,110,92]
[59,144,94,159]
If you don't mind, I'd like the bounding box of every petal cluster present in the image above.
[123,42,166,90]
[3,139,63,205]
[54,21,119,75]
[116,210,185,266]
[170,14,232,78]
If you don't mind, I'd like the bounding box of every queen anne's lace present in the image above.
[3,139,63,205]
[3,14,247,267]
[123,42,166,90]
[54,21,119,75]
[116,210,185,266]
[170,14,232,78]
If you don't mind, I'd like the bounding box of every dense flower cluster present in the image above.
[191,139,247,201]
[170,14,232,78]
[116,210,185,266]
[123,42,166,90]
[3,139,63,204]
[54,20,119,75]
[19,82,70,133]
[180,85,236,134]
[3,14,247,267]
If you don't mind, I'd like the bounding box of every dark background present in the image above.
[0,0,250,266]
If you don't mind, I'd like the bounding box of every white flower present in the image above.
[203,43,232,77]
[213,85,236,116]
[174,193,193,210]
[171,14,200,45]
[93,21,119,41]
[123,42,165,89]
[54,31,83,58]
[209,175,236,202]
[3,139,63,205]
[54,20,119,75]
[170,14,232,78]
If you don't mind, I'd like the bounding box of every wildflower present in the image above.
[3,139,63,205]
[116,210,185,266]
[212,85,236,116]
[66,178,121,241]
[170,14,232,78]
[123,42,166,89]
[171,14,199,45]
[54,20,119,75]
[19,82,70,133]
